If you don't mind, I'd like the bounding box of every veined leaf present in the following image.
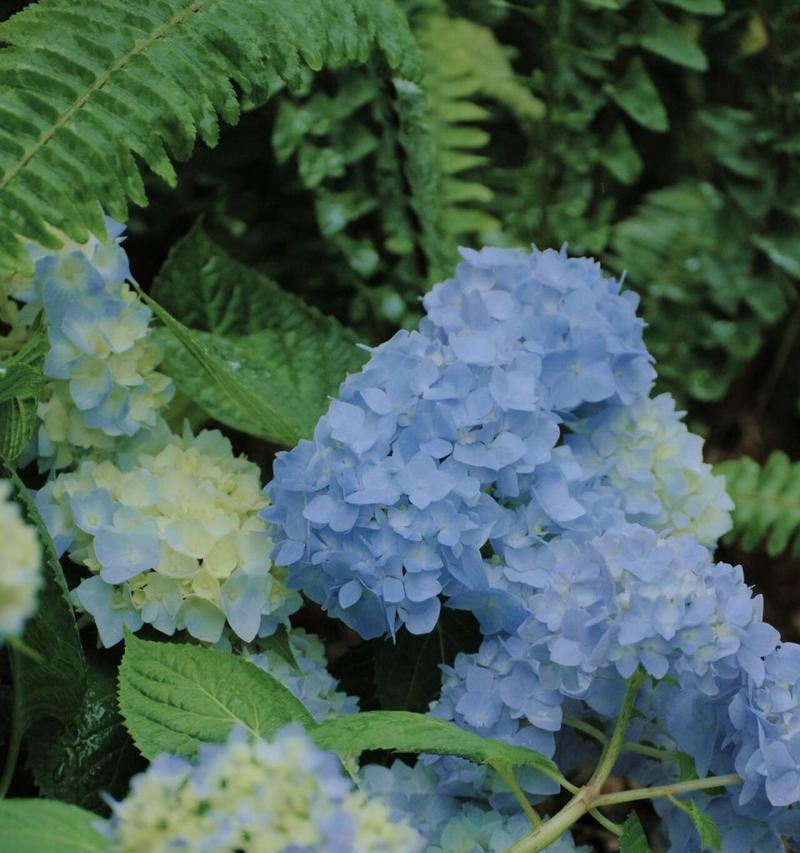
[0,800,105,853]
[619,812,651,853]
[118,633,315,759]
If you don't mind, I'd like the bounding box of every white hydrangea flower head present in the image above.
[105,725,425,853]
[568,393,733,547]
[0,479,42,640]
[10,218,174,470]
[37,421,301,646]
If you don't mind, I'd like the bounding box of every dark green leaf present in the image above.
[607,58,668,132]
[28,653,144,813]
[656,0,724,13]
[599,123,644,185]
[0,800,105,853]
[620,812,651,853]
[374,611,480,712]
[677,751,698,782]
[119,633,315,759]
[640,3,708,71]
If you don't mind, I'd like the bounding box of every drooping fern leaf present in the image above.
[0,0,418,275]
[416,13,544,242]
[717,452,800,557]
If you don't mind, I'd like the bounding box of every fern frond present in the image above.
[718,452,800,556]
[416,13,543,242]
[0,0,418,275]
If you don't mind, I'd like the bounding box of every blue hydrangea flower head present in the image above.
[37,421,300,646]
[266,246,658,639]
[103,724,425,852]
[11,218,173,470]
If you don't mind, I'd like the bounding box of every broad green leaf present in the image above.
[619,812,651,853]
[0,799,105,853]
[0,331,48,461]
[119,634,315,759]
[640,3,708,71]
[687,801,722,851]
[1,462,86,731]
[312,710,559,776]
[149,227,367,443]
[607,58,668,132]
[656,0,724,13]
[0,398,38,462]
[28,654,144,813]
[374,612,480,712]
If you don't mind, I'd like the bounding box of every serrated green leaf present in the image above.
[687,800,722,851]
[640,3,708,71]
[619,811,651,853]
[0,397,38,462]
[118,633,315,760]
[28,653,144,813]
[0,331,48,460]
[1,462,86,731]
[312,711,559,776]
[0,800,105,853]
[148,227,367,444]
[374,611,480,712]
[608,58,668,132]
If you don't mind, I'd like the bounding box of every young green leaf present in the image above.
[311,710,559,777]
[1,462,86,731]
[619,811,651,853]
[118,633,315,759]
[687,801,723,851]
[0,799,105,853]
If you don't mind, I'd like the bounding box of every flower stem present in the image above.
[592,774,742,808]
[492,762,542,829]
[505,669,646,853]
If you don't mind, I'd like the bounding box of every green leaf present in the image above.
[687,800,722,851]
[677,751,698,782]
[374,611,480,712]
[0,800,105,853]
[619,812,651,853]
[717,452,800,556]
[0,462,86,731]
[640,3,708,71]
[607,58,668,132]
[656,0,724,13]
[0,0,420,276]
[0,398,38,462]
[0,331,48,461]
[312,710,559,776]
[752,234,800,279]
[28,653,144,813]
[118,633,315,759]
[150,226,367,439]
[599,123,644,185]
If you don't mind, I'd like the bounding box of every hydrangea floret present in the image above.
[37,421,300,646]
[0,479,42,642]
[12,218,173,469]
[245,627,359,722]
[103,725,425,853]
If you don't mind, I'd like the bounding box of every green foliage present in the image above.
[687,801,723,851]
[0,799,105,853]
[416,12,544,242]
[28,654,143,813]
[374,611,480,712]
[0,461,86,732]
[118,633,315,760]
[718,452,800,556]
[152,225,366,442]
[0,0,418,276]
[619,811,651,853]
[312,710,559,775]
[0,331,47,460]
